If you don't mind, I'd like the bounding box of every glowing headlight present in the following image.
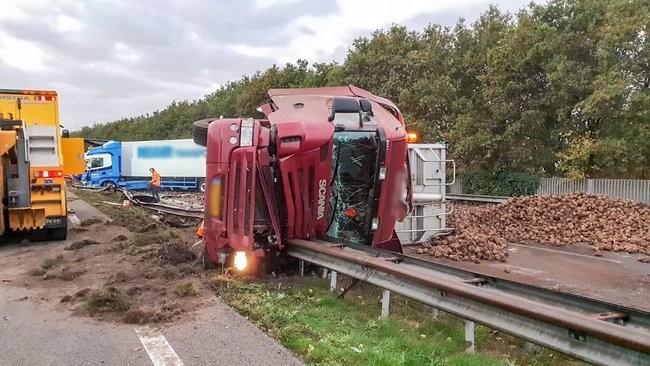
[233,251,248,272]
[240,118,254,146]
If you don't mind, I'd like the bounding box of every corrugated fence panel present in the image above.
[448,177,650,204]
[537,178,650,203]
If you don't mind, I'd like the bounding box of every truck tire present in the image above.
[198,179,206,193]
[49,227,67,241]
[193,118,215,147]
[102,181,116,190]
[29,229,48,242]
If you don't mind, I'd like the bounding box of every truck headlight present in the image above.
[233,251,248,271]
[240,118,254,146]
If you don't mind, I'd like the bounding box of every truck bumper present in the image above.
[8,208,46,231]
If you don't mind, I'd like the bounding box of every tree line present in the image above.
[76,0,649,179]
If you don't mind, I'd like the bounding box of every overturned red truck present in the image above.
[193,86,412,272]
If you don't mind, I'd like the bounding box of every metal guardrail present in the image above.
[287,239,650,366]
[446,193,508,203]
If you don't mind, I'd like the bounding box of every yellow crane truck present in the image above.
[0,89,79,241]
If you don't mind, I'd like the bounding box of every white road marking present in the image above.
[68,213,81,227]
[134,327,184,366]
[510,243,622,263]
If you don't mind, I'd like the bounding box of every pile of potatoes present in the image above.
[418,193,650,262]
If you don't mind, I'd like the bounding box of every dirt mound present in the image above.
[158,241,196,265]
[423,193,650,262]
[65,239,100,250]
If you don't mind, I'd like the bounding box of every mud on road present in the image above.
[0,189,210,325]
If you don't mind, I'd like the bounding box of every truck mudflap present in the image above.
[8,208,46,230]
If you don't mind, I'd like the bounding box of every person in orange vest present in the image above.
[148,167,161,201]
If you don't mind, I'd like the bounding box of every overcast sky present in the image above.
[0,0,534,130]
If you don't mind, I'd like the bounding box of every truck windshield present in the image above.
[326,130,379,244]
[85,153,112,170]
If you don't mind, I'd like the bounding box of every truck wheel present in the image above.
[193,118,215,147]
[102,181,116,189]
[49,227,67,241]
[198,179,206,193]
[29,229,48,242]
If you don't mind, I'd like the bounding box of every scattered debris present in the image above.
[65,239,100,250]
[112,234,128,242]
[75,288,92,298]
[427,193,650,262]
[137,223,159,233]
[123,307,168,324]
[80,218,104,227]
[105,271,129,285]
[60,295,73,303]
[41,255,65,270]
[158,242,196,265]
[84,287,131,314]
[175,282,198,297]
[56,268,87,281]
[100,201,122,206]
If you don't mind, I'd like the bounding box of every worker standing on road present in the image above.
[148,167,161,201]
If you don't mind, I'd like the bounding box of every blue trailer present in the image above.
[81,139,207,192]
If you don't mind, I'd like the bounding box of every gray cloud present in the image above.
[0,0,534,130]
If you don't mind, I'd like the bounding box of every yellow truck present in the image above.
[0,89,83,241]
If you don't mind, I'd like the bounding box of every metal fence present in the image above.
[449,177,650,204]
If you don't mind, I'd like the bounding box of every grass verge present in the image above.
[208,275,582,366]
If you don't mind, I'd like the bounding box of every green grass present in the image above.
[209,276,580,366]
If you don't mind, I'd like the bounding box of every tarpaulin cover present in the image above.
[326,131,379,243]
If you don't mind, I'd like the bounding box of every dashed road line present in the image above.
[134,326,184,366]
[68,213,81,227]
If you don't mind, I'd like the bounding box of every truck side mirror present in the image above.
[62,129,70,138]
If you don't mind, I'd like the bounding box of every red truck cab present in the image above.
[194,86,411,272]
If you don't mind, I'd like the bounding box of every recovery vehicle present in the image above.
[0,89,80,241]
[193,85,413,272]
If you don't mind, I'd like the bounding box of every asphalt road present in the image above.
[1,283,302,366]
[406,240,650,311]
[0,191,303,366]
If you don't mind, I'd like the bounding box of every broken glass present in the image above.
[326,130,379,244]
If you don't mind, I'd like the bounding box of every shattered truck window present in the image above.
[326,131,379,244]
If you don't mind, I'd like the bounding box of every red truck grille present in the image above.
[227,147,257,250]
[279,148,322,239]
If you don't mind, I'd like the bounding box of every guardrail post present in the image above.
[299,260,304,276]
[381,289,390,319]
[321,268,328,279]
[432,308,440,320]
[464,320,475,353]
[330,271,337,291]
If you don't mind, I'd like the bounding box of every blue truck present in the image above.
[81,139,207,191]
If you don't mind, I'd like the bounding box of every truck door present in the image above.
[61,137,86,175]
